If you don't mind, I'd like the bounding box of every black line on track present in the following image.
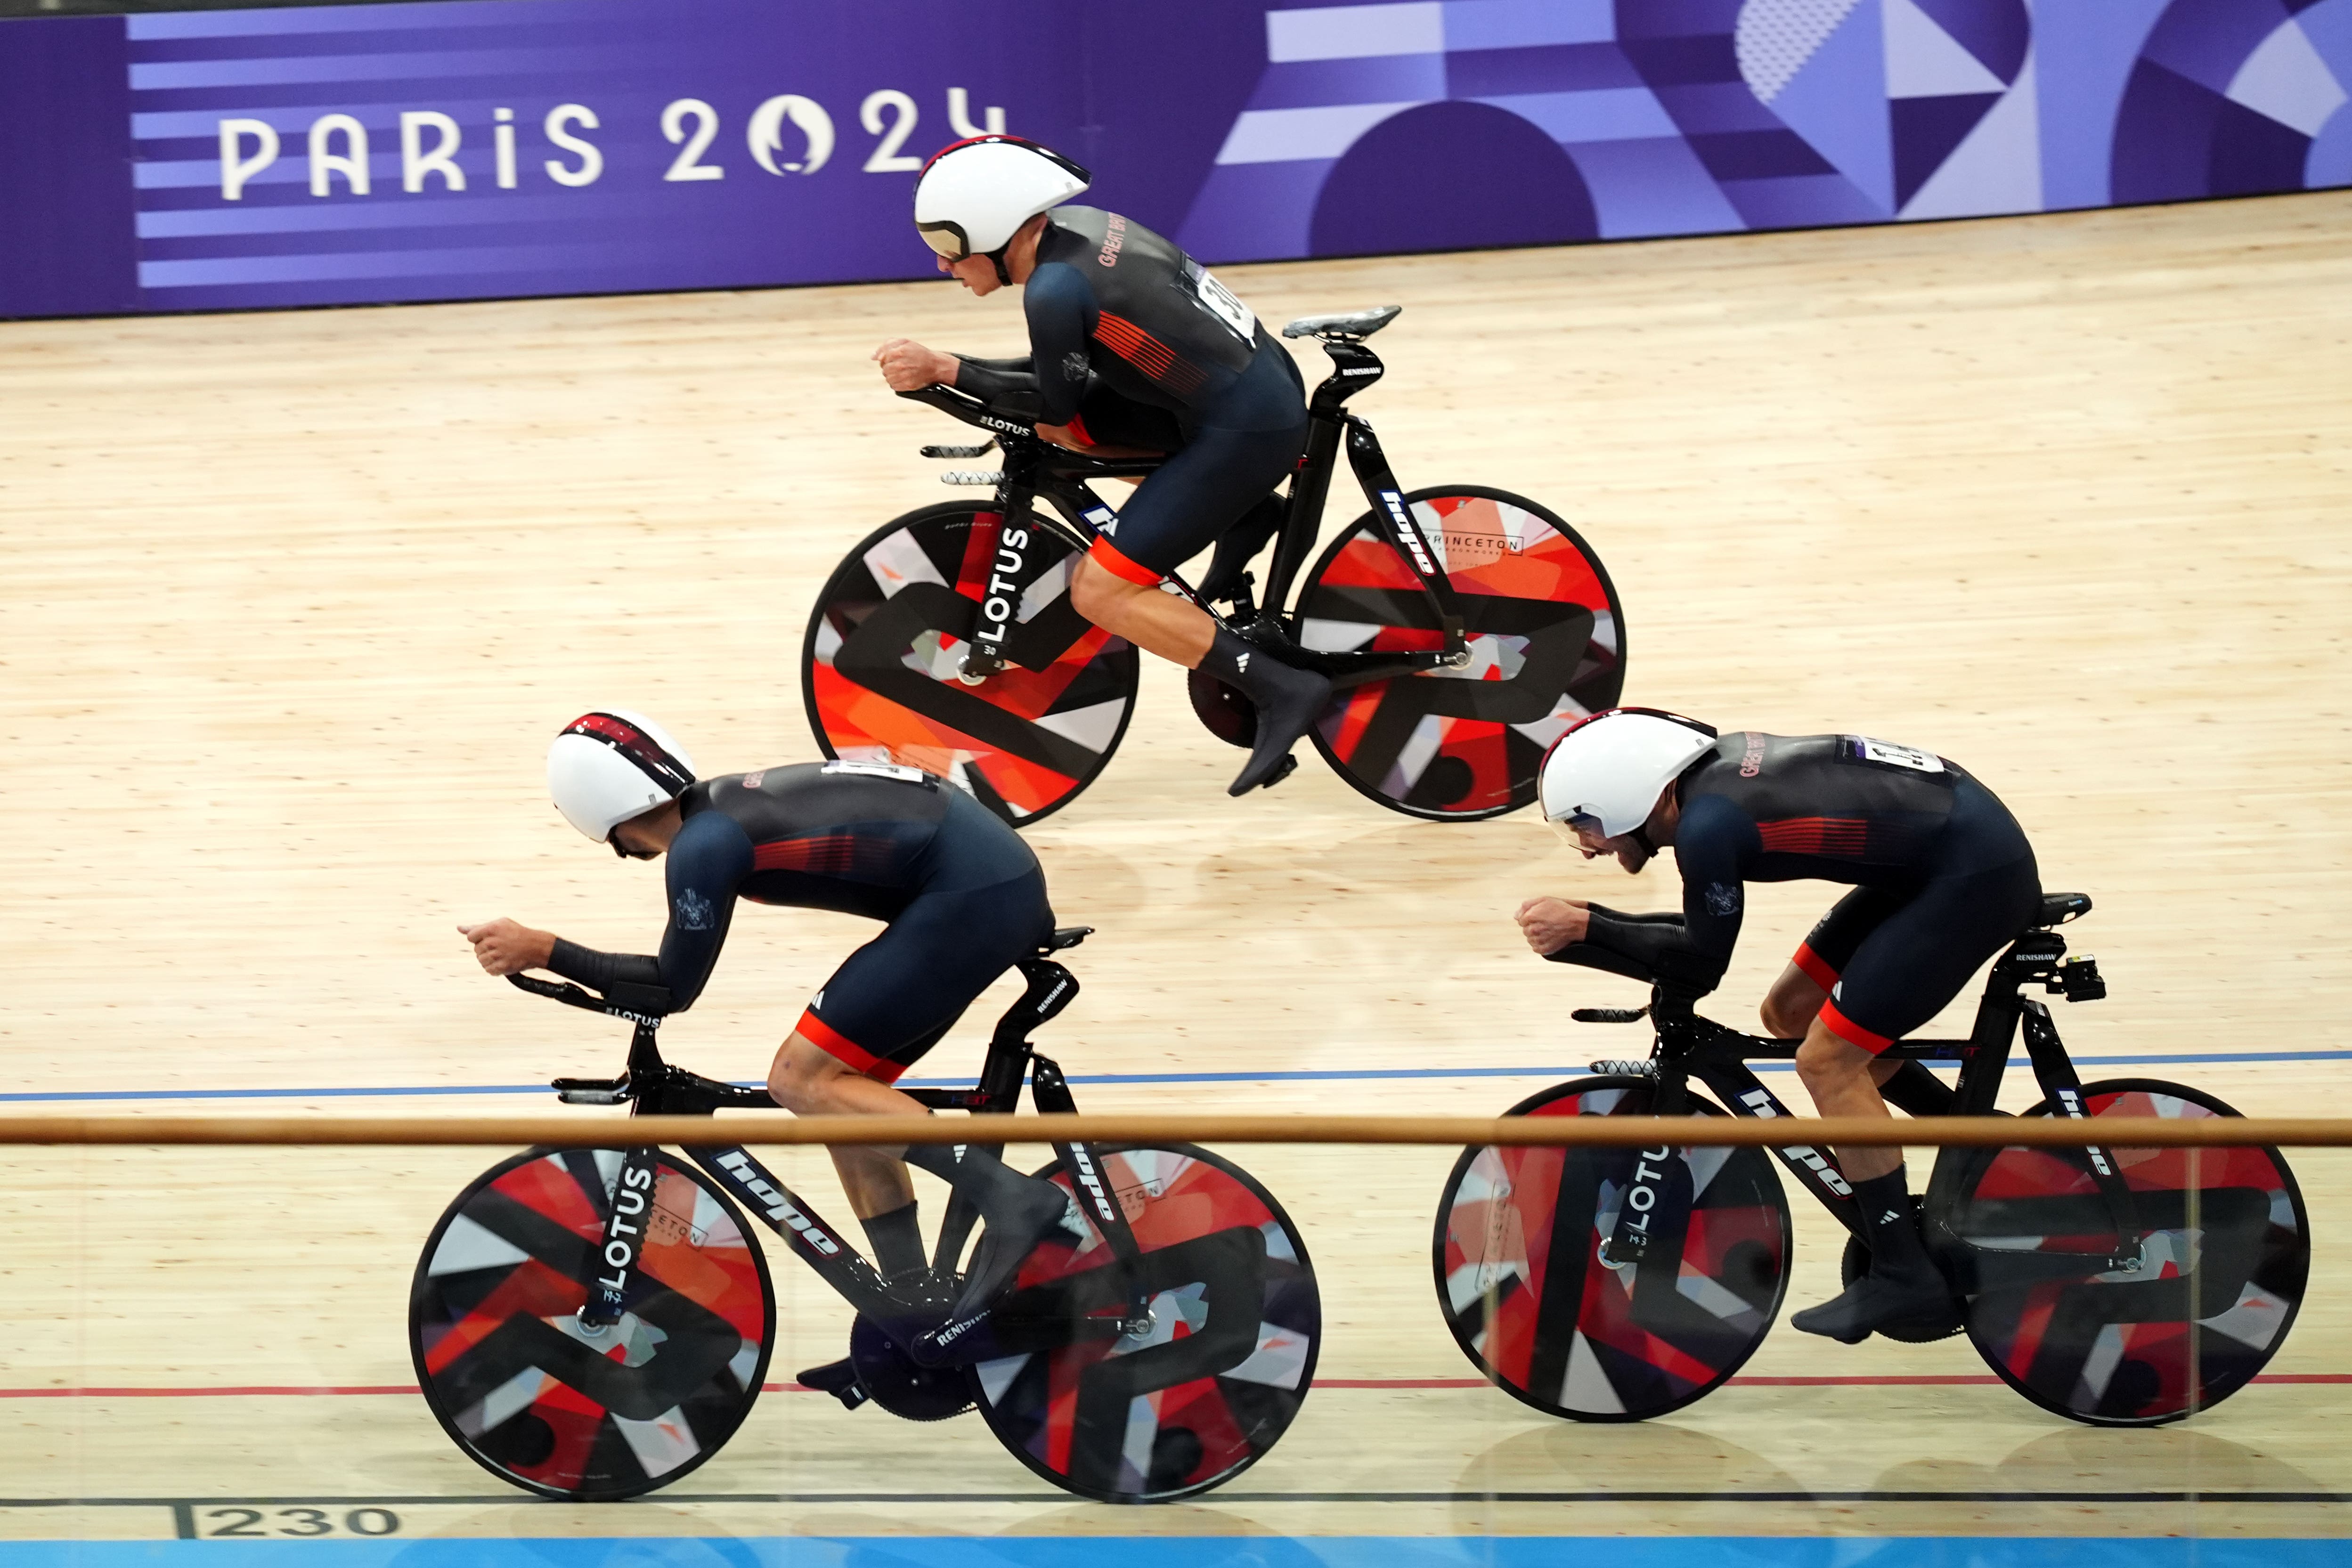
[5,1490,2351,1509]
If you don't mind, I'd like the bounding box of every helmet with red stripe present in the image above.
[914,135,1090,284]
[1538,707,1719,841]
[547,710,696,850]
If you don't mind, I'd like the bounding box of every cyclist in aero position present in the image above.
[457,711,1082,1363]
[1514,709,2043,1342]
[872,134,1327,797]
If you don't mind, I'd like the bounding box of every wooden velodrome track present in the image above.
[3,189,2351,1544]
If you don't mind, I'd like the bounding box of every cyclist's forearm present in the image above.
[952,355,1045,418]
[547,938,678,1011]
[1567,904,1728,993]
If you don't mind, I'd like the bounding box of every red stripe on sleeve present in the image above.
[1818,998,1894,1056]
[1790,942,1841,991]
[795,1009,907,1085]
[1085,535,1163,586]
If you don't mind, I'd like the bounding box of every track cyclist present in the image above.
[873,133,1327,797]
[457,710,1083,1368]
[1514,708,2043,1342]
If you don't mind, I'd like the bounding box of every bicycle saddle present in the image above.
[2035,892,2092,926]
[1281,305,1402,341]
[1039,925,1094,953]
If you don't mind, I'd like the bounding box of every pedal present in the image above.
[1262,753,1299,789]
[1587,1059,1658,1077]
[939,470,1004,487]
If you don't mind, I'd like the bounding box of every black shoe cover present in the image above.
[1789,1272,1959,1344]
[1792,1165,1955,1343]
[908,1179,1081,1367]
[1198,628,1329,796]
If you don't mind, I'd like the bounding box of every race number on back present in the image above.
[1840,736,1945,774]
[1185,260,1254,343]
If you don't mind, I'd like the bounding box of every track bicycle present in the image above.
[1433,892,2310,1426]
[410,926,1320,1503]
[802,306,1625,824]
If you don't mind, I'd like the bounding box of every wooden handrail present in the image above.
[0,1113,2339,1148]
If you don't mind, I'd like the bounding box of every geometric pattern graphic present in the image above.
[410,1149,774,1501]
[1179,0,2053,258]
[802,504,1140,826]
[973,1145,1321,1503]
[4,0,2348,316]
[1949,1079,2311,1426]
[1433,1079,1792,1422]
[2112,0,2352,204]
[1298,488,1626,821]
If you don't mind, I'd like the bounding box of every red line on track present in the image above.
[3,1374,2347,1399]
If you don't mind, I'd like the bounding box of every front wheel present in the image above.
[803,504,1141,826]
[1297,486,1625,820]
[410,1148,775,1501]
[1948,1079,2310,1426]
[971,1144,1320,1503]
[1434,1078,1790,1421]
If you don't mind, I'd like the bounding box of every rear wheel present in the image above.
[1297,486,1624,820]
[411,1148,773,1501]
[1434,1078,1790,1421]
[803,504,1140,826]
[971,1144,1319,1503]
[1949,1079,2309,1425]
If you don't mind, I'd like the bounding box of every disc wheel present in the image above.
[411,1148,775,1501]
[803,503,1140,826]
[1434,1078,1790,1422]
[971,1144,1319,1503]
[1297,486,1624,820]
[1949,1079,2309,1426]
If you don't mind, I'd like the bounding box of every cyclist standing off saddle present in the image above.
[873,134,1327,797]
[457,711,1082,1361]
[1514,709,2043,1342]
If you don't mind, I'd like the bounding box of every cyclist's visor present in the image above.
[1545,807,1606,846]
[917,220,972,261]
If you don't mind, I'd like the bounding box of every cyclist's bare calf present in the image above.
[1068,555,1213,666]
[767,1038,922,1219]
[1762,963,1903,1182]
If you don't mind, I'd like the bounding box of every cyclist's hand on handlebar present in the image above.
[458,918,556,977]
[1515,896,1590,956]
[873,338,960,393]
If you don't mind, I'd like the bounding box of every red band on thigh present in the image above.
[796,1008,908,1086]
[1086,535,1163,586]
[1790,942,1841,991]
[1818,997,1894,1055]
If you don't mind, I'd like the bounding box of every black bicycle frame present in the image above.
[1590,925,2149,1288]
[897,326,1471,689]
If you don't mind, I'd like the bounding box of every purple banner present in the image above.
[1,0,2348,318]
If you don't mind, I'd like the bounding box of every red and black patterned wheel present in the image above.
[971,1144,1319,1502]
[1434,1079,1790,1421]
[1951,1079,2308,1426]
[803,504,1140,826]
[1298,486,1624,821]
[410,1149,774,1500]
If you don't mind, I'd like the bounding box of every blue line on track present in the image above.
[12,1537,2352,1568]
[5,1049,2346,1105]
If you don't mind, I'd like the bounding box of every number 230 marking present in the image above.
[199,1507,400,1538]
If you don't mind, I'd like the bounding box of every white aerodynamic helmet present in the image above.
[913,135,1091,277]
[547,710,697,850]
[1538,708,1721,841]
